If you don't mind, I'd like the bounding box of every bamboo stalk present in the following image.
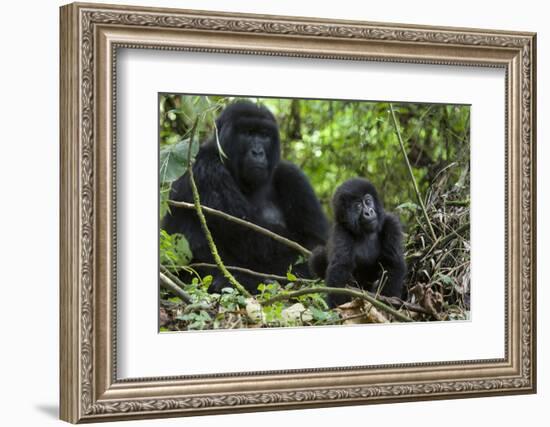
[389,103,437,241]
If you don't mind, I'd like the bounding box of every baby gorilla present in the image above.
[309,178,406,307]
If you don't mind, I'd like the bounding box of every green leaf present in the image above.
[395,202,420,211]
[159,231,192,269]
[436,273,455,287]
[286,272,297,282]
[159,138,199,184]
[174,234,192,265]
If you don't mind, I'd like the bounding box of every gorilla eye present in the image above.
[251,129,266,138]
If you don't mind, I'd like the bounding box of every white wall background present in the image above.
[0,0,545,425]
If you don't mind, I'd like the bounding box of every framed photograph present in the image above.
[158,94,471,331]
[60,2,537,423]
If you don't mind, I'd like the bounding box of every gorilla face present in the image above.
[333,178,384,235]
[356,193,379,232]
[216,101,280,192]
[237,124,275,187]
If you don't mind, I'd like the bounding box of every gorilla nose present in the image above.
[364,207,374,218]
[252,148,265,158]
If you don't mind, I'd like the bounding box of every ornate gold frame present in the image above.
[59,2,537,423]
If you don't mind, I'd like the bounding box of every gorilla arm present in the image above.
[163,144,255,259]
[273,160,329,249]
[164,143,295,268]
[324,225,356,306]
[379,213,407,298]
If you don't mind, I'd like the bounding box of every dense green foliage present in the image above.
[160,95,469,228]
[158,95,471,331]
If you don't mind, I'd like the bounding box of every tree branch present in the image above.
[159,272,193,305]
[262,286,414,322]
[160,264,193,293]
[185,118,252,298]
[188,262,317,283]
[377,295,430,315]
[167,200,311,258]
[187,263,427,314]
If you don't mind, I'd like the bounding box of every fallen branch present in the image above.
[188,262,427,314]
[440,222,470,246]
[419,222,470,264]
[188,262,317,283]
[389,103,437,242]
[168,200,311,258]
[185,119,252,298]
[160,264,189,288]
[159,273,192,305]
[262,286,414,322]
[378,295,430,315]
[182,302,215,315]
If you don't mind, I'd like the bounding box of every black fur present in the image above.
[162,101,329,293]
[309,178,406,307]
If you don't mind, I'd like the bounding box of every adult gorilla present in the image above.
[162,101,329,293]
